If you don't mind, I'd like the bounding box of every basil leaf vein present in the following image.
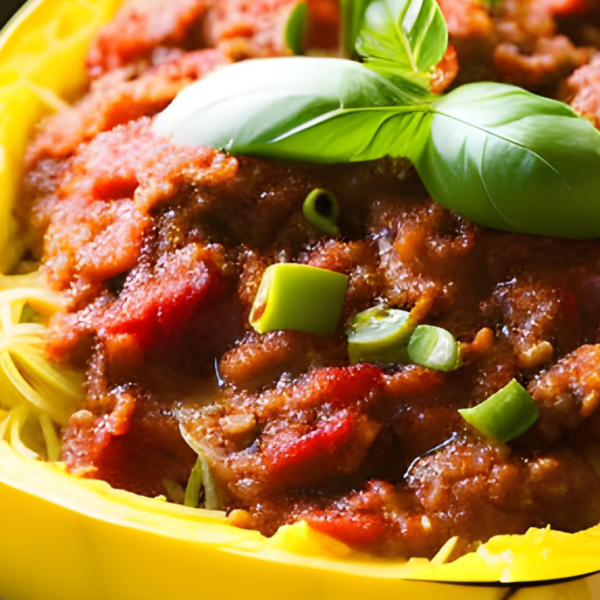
[154,57,433,163]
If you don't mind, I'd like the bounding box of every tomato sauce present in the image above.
[24,0,600,558]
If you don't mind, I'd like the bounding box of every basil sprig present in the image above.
[356,0,447,91]
[155,0,600,239]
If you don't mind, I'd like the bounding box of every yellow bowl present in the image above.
[1,1,600,598]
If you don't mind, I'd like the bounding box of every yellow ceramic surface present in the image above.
[0,1,599,598]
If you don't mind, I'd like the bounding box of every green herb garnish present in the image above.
[459,380,540,443]
[407,325,460,372]
[303,188,340,235]
[356,0,447,91]
[155,0,600,239]
[347,306,413,365]
[250,264,349,335]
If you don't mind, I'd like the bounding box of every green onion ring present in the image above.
[303,188,341,236]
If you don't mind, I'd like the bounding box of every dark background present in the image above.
[1,0,28,29]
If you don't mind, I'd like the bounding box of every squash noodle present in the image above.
[0,0,121,466]
[0,271,84,461]
[0,0,121,463]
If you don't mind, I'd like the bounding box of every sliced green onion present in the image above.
[284,2,308,56]
[303,189,340,236]
[184,457,204,508]
[250,264,349,335]
[459,380,540,443]
[407,325,460,372]
[347,306,413,365]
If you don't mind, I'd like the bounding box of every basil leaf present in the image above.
[284,2,308,56]
[412,83,600,237]
[340,0,373,58]
[155,58,600,239]
[154,57,432,163]
[357,0,448,89]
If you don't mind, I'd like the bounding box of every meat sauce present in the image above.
[23,0,600,558]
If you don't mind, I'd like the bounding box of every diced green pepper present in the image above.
[459,379,540,443]
[250,263,349,335]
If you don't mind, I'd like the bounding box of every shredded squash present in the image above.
[0,2,599,599]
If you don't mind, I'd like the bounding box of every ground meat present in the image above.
[219,331,312,389]
[28,119,236,297]
[407,439,600,544]
[439,0,597,89]
[430,46,460,94]
[22,0,600,560]
[203,0,342,60]
[41,126,600,555]
[62,386,197,498]
[244,480,442,556]
[43,197,150,299]
[438,0,493,39]
[88,0,340,79]
[566,53,600,126]
[483,278,580,369]
[181,365,386,504]
[87,0,209,77]
[493,34,590,89]
[27,49,228,166]
[229,437,600,557]
[529,345,600,442]
[203,0,298,60]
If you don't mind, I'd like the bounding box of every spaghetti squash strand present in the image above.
[9,403,38,459]
[0,409,9,440]
[39,412,61,461]
[0,352,31,411]
[0,287,64,315]
[0,351,73,425]
[11,345,83,403]
[0,273,85,459]
[0,300,13,331]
